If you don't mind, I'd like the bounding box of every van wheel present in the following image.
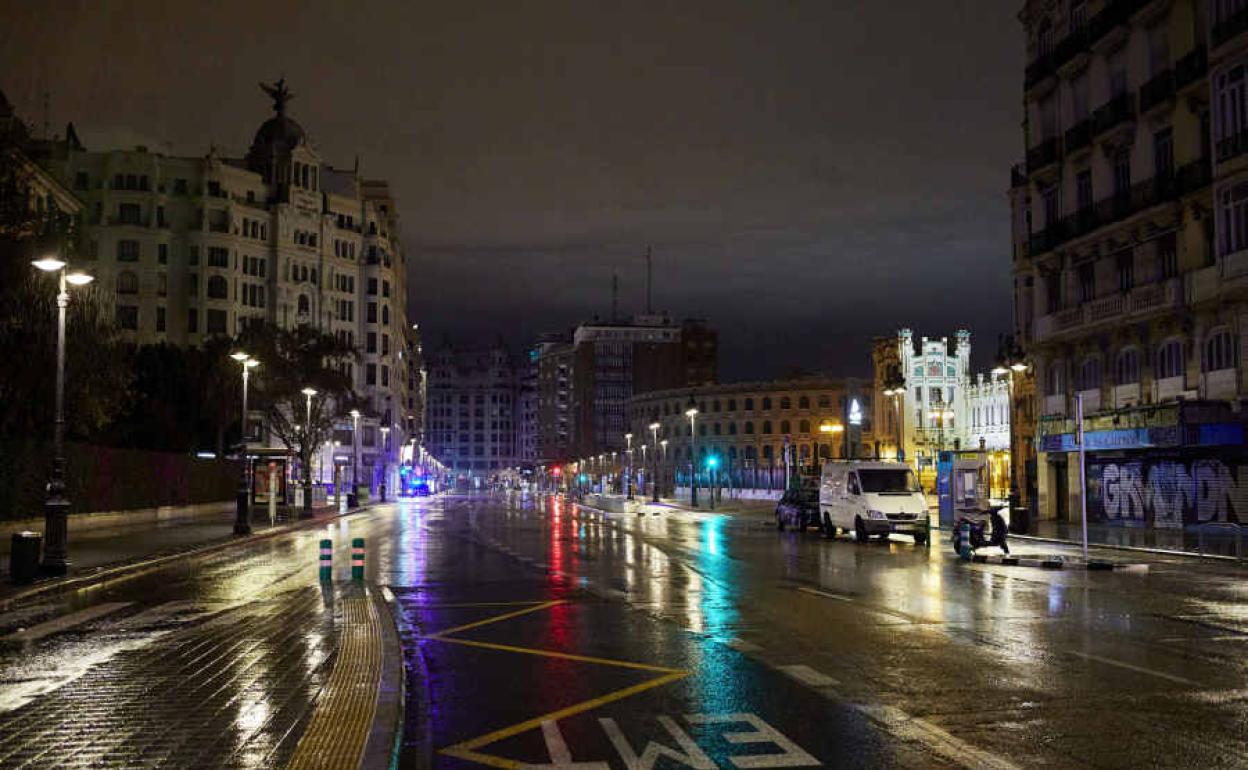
[821,513,834,539]
[854,517,869,544]
[776,512,785,532]
[914,530,929,546]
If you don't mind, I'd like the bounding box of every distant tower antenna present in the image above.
[645,245,653,313]
[611,273,619,322]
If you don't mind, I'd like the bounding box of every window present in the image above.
[1204,329,1237,371]
[762,420,772,434]
[118,203,141,225]
[1113,150,1131,198]
[1220,181,1248,255]
[157,273,167,297]
[382,333,390,355]
[713,423,721,435]
[116,270,139,295]
[187,308,198,333]
[798,396,810,409]
[1157,339,1185,379]
[382,366,390,386]
[1045,270,1061,313]
[188,245,199,266]
[157,243,168,264]
[799,419,810,433]
[156,306,166,333]
[174,178,188,194]
[367,364,377,385]
[778,419,790,434]
[367,302,377,323]
[1153,128,1174,180]
[188,274,198,296]
[383,280,391,298]
[74,171,88,190]
[727,399,736,411]
[367,332,377,353]
[298,294,310,315]
[1116,250,1134,292]
[1077,357,1102,391]
[744,397,754,411]
[744,421,754,435]
[1076,169,1093,212]
[712,400,721,413]
[207,247,229,268]
[117,240,139,262]
[1157,233,1178,279]
[929,386,943,404]
[1072,70,1089,122]
[1042,183,1060,227]
[1078,262,1096,302]
[1046,361,1065,396]
[116,306,138,330]
[728,422,737,435]
[762,397,772,410]
[368,278,378,295]
[1116,349,1140,384]
[207,275,228,299]
[382,305,390,325]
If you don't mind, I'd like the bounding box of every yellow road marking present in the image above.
[423,600,690,769]
[426,635,684,673]
[431,600,563,637]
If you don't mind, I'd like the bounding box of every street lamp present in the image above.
[995,337,1029,519]
[31,256,93,574]
[624,432,634,500]
[349,409,361,499]
[230,352,259,535]
[659,439,669,498]
[301,387,317,517]
[685,398,699,507]
[648,421,661,502]
[819,420,844,463]
[380,425,391,501]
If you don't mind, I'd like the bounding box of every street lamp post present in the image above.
[380,425,390,501]
[624,432,634,500]
[31,257,93,574]
[230,352,259,535]
[349,409,361,502]
[301,387,317,517]
[659,439,669,499]
[994,340,1029,520]
[685,398,699,507]
[648,421,661,502]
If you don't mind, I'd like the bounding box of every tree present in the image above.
[237,323,361,512]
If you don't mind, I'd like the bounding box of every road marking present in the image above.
[1067,651,1198,685]
[776,664,838,688]
[600,715,715,770]
[686,713,820,769]
[852,704,1021,770]
[431,600,562,637]
[522,720,609,769]
[429,636,685,673]
[796,587,853,602]
[1,602,133,642]
[1158,635,1248,643]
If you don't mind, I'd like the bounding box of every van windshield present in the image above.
[858,468,921,494]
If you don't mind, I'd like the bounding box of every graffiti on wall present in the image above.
[1087,457,1246,528]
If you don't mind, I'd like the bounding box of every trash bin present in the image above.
[10,531,42,584]
[1009,505,1030,535]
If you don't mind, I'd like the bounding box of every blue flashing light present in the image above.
[706,456,719,469]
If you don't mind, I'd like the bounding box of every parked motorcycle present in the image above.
[951,506,1010,559]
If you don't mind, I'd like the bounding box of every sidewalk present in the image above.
[0,502,344,602]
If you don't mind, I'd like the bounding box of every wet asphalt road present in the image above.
[2,492,1248,769]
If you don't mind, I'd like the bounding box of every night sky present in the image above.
[0,1,1021,380]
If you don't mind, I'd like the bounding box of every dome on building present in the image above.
[250,113,305,155]
[245,78,310,183]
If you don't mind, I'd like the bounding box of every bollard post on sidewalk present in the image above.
[351,537,365,580]
[319,538,333,582]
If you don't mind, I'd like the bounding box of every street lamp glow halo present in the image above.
[301,387,318,396]
[230,351,249,362]
[991,365,1009,376]
[648,422,660,431]
[685,407,698,418]
[349,409,361,419]
[243,359,259,368]
[65,271,94,286]
[32,257,66,272]
[1010,362,1028,372]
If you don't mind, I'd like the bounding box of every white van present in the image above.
[819,461,929,544]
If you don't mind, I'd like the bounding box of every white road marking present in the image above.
[521,719,609,770]
[686,713,819,768]
[796,586,853,602]
[600,715,715,770]
[777,664,838,688]
[1068,650,1199,686]
[2,602,134,642]
[853,704,1022,770]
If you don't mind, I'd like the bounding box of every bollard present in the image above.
[957,521,972,561]
[319,538,333,582]
[351,537,365,580]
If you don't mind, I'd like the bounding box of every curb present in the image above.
[0,503,380,612]
[362,587,406,770]
[967,553,1149,572]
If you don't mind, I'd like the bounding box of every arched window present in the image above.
[382,305,390,325]
[762,445,773,460]
[1046,361,1065,395]
[818,394,831,408]
[1157,339,1185,379]
[116,270,138,295]
[780,396,792,409]
[745,446,757,460]
[744,422,754,435]
[727,399,737,412]
[780,420,791,434]
[712,399,721,412]
[1077,357,1102,391]
[762,397,772,410]
[762,420,773,434]
[207,275,228,299]
[298,294,310,315]
[798,396,810,409]
[1204,329,1237,372]
[1115,348,1140,384]
[799,419,810,433]
[728,423,737,435]
[713,423,721,435]
[744,397,755,411]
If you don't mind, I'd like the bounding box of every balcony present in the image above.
[1217,128,1248,163]
[1138,69,1175,114]
[1064,119,1092,154]
[1024,1,1152,90]
[1034,278,1187,343]
[1213,6,1248,48]
[1128,277,1183,313]
[1026,137,1060,175]
[1174,46,1208,91]
[1087,294,1124,323]
[1092,92,1135,138]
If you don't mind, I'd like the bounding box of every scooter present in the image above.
[951,506,1010,560]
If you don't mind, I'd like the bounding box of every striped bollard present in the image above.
[957,521,973,561]
[319,538,333,582]
[351,537,365,580]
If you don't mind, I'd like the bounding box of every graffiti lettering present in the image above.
[1090,458,1245,528]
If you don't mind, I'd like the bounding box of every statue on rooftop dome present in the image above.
[260,78,294,116]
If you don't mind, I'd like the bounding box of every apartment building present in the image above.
[1014,1,1246,528]
[424,344,520,477]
